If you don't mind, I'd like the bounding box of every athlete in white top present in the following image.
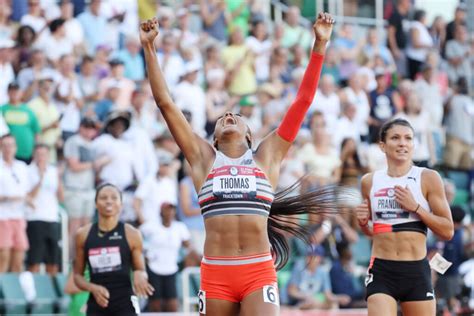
[356,118,453,316]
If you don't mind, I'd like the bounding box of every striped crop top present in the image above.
[370,166,431,235]
[198,150,274,219]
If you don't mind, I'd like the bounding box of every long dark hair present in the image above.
[267,180,355,270]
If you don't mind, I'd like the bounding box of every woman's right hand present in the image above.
[139,17,159,46]
[91,284,110,308]
[355,199,370,226]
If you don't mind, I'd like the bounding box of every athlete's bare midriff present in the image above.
[203,215,270,257]
[372,231,427,260]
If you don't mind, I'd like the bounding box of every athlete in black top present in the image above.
[74,184,154,316]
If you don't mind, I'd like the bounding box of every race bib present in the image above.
[88,247,122,273]
[212,166,256,198]
[263,285,279,306]
[198,290,206,314]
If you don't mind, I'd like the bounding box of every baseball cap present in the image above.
[239,95,257,107]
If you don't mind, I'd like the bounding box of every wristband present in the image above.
[413,204,420,214]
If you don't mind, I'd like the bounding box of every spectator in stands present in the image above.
[77,0,107,55]
[98,58,135,110]
[55,54,83,140]
[0,3,14,41]
[340,73,370,143]
[92,110,137,191]
[78,55,100,116]
[443,77,474,170]
[200,0,229,43]
[204,44,224,78]
[141,199,197,312]
[329,241,366,308]
[269,46,292,84]
[0,134,30,273]
[246,19,272,84]
[387,0,411,78]
[157,33,185,90]
[310,74,340,132]
[429,16,446,52]
[20,0,46,34]
[226,0,251,36]
[288,245,350,310]
[57,0,85,56]
[28,74,61,162]
[222,26,257,96]
[0,38,15,105]
[130,88,159,139]
[94,80,121,123]
[25,144,63,275]
[445,4,467,47]
[114,35,145,82]
[414,64,443,141]
[333,101,360,151]
[333,24,361,84]
[297,112,341,190]
[12,25,36,73]
[321,46,341,85]
[363,27,395,69]
[281,6,312,51]
[406,10,433,80]
[63,117,100,257]
[177,161,205,255]
[368,72,401,143]
[435,206,466,314]
[339,138,366,188]
[174,8,200,56]
[395,91,435,168]
[173,62,207,136]
[17,50,55,102]
[93,44,112,80]
[35,18,74,66]
[237,95,262,136]
[1,82,40,163]
[205,68,235,137]
[445,24,471,86]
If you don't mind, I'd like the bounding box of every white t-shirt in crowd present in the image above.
[26,164,59,222]
[35,35,74,63]
[141,221,190,275]
[333,116,360,152]
[122,126,158,181]
[134,175,178,224]
[20,14,47,33]
[0,159,29,220]
[310,90,341,131]
[56,76,83,133]
[157,52,185,90]
[92,134,136,190]
[246,36,272,82]
[173,80,206,136]
[343,87,370,137]
[0,62,14,105]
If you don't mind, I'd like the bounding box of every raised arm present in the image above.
[255,13,334,183]
[140,18,214,173]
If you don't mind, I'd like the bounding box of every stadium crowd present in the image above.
[0,0,473,314]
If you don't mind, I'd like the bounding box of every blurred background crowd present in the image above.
[0,0,473,315]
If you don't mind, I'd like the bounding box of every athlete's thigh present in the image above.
[200,298,240,316]
[368,293,398,316]
[240,289,279,316]
[401,300,436,316]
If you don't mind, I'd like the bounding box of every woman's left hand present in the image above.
[133,270,155,298]
[394,185,418,213]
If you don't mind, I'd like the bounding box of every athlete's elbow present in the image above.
[437,225,454,241]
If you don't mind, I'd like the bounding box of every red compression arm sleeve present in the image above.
[277,52,325,142]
